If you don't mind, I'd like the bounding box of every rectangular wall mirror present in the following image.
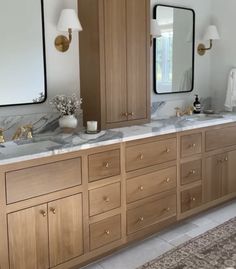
[0,0,47,107]
[153,4,195,94]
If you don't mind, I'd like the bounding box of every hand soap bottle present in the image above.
[193,94,201,114]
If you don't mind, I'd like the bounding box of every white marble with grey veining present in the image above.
[1,112,236,165]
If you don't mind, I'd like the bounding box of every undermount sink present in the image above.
[0,140,61,157]
[183,114,224,122]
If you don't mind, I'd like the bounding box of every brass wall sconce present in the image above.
[55,9,82,53]
[150,19,162,46]
[198,25,220,56]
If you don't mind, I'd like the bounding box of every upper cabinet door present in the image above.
[8,204,49,269]
[127,0,149,121]
[104,0,127,124]
[48,194,83,267]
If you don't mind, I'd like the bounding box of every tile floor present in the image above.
[82,200,236,269]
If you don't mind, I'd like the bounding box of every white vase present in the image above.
[59,115,78,129]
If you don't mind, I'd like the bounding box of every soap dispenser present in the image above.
[193,95,201,114]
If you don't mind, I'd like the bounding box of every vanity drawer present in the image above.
[126,138,177,172]
[127,166,177,203]
[90,215,121,250]
[6,158,82,204]
[127,193,176,235]
[181,133,202,158]
[206,125,236,151]
[89,182,121,216]
[181,186,202,213]
[88,149,121,182]
[181,160,202,185]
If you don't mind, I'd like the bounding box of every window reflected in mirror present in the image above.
[153,5,195,94]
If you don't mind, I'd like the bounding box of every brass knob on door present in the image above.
[104,197,110,203]
[122,112,128,117]
[166,148,171,153]
[138,154,144,160]
[190,197,196,202]
[40,210,47,217]
[50,208,56,214]
[165,177,171,183]
[190,170,196,175]
[104,162,109,168]
[128,112,135,117]
[105,230,110,235]
[138,216,144,223]
[190,143,196,148]
[224,157,228,162]
[139,186,144,191]
[164,207,170,213]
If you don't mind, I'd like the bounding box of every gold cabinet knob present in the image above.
[128,112,135,117]
[190,170,196,175]
[105,230,110,235]
[166,148,171,153]
[138,154,144,160]
[224,157,228,162]
[104,162,110,168]
[121,112,128,117]
[139,186,144,191]
[190,197,196,202]
[50,208,56,214]
[138,216,144,223]
[104,197,110,203]
[40,210,47,217]
[164,207,170,213]
[165,177,171,183]
[190,143,196,148]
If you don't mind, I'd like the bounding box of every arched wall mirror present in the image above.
[0,0,47,107]
[153,4,195,95]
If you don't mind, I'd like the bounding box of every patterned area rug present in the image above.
[138,217,236,269]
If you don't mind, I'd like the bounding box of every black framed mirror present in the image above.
[0,0,47,107]
[153,4,195,94]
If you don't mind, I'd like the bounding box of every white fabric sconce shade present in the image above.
[57,9,83,32]
[151,19,162,38]
[55,9,83,52]
[203,25,220,41]
[198,24,220,56]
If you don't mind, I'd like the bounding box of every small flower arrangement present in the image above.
[50,94,82,116]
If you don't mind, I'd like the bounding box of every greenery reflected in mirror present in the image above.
[153,5,195,94]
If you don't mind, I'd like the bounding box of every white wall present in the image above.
[151,0,212,109]
[0,0,80,116]
[210,0,236,111]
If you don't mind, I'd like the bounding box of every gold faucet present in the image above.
[0,128,5,144]
[12,124,33,141]
[175,106,193,117]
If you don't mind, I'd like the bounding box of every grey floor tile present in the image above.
[168,234,192,247]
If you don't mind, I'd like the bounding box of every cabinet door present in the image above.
[8,204,49,269]
[127,0,148,121]
[205,154,223,202]
[48,194,83,267]
[223,150,236,195]
[104,0,127,124]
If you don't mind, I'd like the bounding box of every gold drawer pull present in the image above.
[138,154,144,160]
[164,207,170,213]
[190,170,196,175]
[139,186,144,191]
[138,216,144,223]
[190,197,196,202]
[190,143,196,148]
[50,208,56,214]
[40,210,47,217]
[104,197,110,203]
[224,157,228,162]
[122,112,128,117]
[104,162,110,168]
[166,148,171,153]
[128,112,135,116]
[105,230,110,235]
[165,177,171,183]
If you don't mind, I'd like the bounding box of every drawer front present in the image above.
[126,138,177,172]
[206,125,236,151]
[181,133,202,158]
[181,186,202,213]
[6,158,82,204]
[88,149,121,182]
[127,166,177,203]
[127,194,176,235]
[90,215,121,250]
[89,182,121,216]
[181,160,202,185]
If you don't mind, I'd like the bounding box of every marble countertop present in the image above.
[1,112,236,166]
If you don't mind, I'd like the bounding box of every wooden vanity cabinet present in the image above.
[7,194,83,269]
[78,0,150,129]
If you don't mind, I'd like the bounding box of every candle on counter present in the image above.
[87,121,98,133]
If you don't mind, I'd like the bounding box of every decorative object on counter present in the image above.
[80,130,106,140]
[50,94,82,130]
[198,25,220,56]
[55,9,83,52]
[0,128,5,143]
[86,121,98,134]
[225,68,236,112]
[193,94,201,114]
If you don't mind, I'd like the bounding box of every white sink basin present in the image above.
[0,140,61,157]
[184,114,224,122]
